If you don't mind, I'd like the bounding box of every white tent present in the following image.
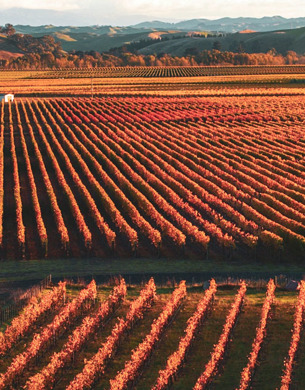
[0,94,14,102]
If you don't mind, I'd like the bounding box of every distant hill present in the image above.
[0,18,304,57]
[14,25,142,36]
[134,16,305,33]
[13,25,186,53]
[138,28,305,56]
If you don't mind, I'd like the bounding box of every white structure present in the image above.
[0,94,14,102]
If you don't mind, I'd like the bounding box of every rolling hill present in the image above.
[138,28,305,56]
[0,34,23,60]
[12,25,185,53]
[13,21,305,55]
[0,18,304,57]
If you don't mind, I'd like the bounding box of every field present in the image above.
[1,67,305,390]
[4,65,305,79]
[1,67,305,97]
[0,89,305,261]
[0,278,304,390]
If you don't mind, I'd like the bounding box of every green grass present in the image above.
[293,307,305,388]
[212,291,265,389]
[251,292,297,389]
[1,257,305,285]
[171,291,237,390]
[136,293,203,389]
[0,284,301,389]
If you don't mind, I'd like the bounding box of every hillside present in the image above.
[3,23,302,55]
[13,25,185,52]
[0,35,23,60]
[138,27,305,56]
[14,24,152,36]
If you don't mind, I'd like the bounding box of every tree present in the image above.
[2,23,15,36]
[40,52,55,68]
[286,51,298,64]
[267,48,277,56]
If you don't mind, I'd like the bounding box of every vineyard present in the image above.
[0,278,305,389]
[0,94,305,260]
[9,65,305,79]
[1,69,305,97]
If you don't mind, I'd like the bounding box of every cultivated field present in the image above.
[4,65,305,79]
[0,93,305,261]
[0,278,304,390]
[1,61,305,390]
[1,68,305,97]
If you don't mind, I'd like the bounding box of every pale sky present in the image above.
[0,0,304,25]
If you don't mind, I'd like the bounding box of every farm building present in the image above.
[0,94,14,102]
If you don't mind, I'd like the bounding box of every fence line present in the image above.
[61,274,298,289]
[0,274,52,325]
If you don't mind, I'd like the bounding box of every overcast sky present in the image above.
[0,0,304,25]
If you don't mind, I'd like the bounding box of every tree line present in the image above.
[1,49,305,69]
